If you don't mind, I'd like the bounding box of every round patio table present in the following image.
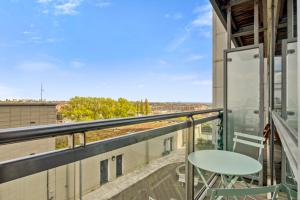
[188,150,262,189]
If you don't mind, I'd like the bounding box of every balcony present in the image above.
[0,104,297,199]
[0,0,299,199]
[0,109,224,200]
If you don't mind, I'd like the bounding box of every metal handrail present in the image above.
[0,109,222,185]
[0,108,222,144]
[272,110,298,182]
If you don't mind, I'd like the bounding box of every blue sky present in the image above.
[0,0,213,102]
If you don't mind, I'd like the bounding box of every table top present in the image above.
[188,150,262,176]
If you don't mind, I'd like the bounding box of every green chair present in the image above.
[232,132,265,186]
[208,184,297,200]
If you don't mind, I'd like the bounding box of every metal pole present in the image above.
[223,50,228,150]
[254,0,259,44]
[79,161,82,200]
[185,116,194,200]
[79,132,85,200]
[269,0,275,185]
[227,5,232,49]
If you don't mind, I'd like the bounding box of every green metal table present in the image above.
[188,150,262,191]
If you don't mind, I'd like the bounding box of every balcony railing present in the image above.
[0,108,222,200]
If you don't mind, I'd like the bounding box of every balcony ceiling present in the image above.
[210,0,292,55]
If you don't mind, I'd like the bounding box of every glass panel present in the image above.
[274,56,282,113]
[82,129,187,200]
[226,47,261,158]
[0,128,188,200]
[286,42,298,131]
[286,159,298,189]
[193,119,219,197]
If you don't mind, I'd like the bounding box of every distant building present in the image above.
[0,102,58,161]
[0,102,57,128]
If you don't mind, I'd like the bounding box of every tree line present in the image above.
[135,99,151,116]
[60,96,151,122]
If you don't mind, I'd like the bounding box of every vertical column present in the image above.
[297,0,300,197]
[185,117,194,200]
[254,0,259,44]
[269,0,275,185]
[227,5,232,49]
[287,0,294,39]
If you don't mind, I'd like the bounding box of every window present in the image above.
[163,137,173,155]
[100,159,108,185]
[116,154,123,177]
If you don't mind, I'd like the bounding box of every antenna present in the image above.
[40,83,44,101]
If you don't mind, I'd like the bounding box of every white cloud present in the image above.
[192,4,212,27]
[166,3,212,52]
[17,61,57,72]
[70,60,84,68]
[54,0,82,15]
[159,74,198,82]
[35,0,111,15]
[36,0,52,3]
[186,54,204,62]
[192,80,211,86]
[165,13,183,20]
[95,0,111,8]
[158,59,168,65]
[166,31,190,52]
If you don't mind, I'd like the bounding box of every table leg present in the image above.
[218,175,239,200]
[195,167,210,189]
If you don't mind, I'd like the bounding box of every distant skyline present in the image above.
[0,0,213,102]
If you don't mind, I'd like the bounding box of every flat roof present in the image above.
[0,102,59,106]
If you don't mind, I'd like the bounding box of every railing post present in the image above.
[79,132,85,200]
[185,116,194,200]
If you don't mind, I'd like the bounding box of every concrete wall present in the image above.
[212,11,227,109]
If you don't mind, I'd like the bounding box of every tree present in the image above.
[144,98,151,115]
[115,98,136,118]
[135,101,140,115]
[139,100,144,115]
[60,96,137,121]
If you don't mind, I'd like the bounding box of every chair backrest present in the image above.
[208,184,297,200]
[232,132,265,161]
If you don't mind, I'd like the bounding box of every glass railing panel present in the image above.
[0,162,79,200]
[82,128,187,200]
[286,41,298,131]
[193,119,220,197]
[226,46,262,158]
[0,137,56,162]
[285,159,298,189]
[0,125,188,200]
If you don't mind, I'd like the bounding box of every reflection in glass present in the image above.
[286,42,298,131]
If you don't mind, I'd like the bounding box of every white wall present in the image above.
[0,131,183,200]
[212,11,227,109]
